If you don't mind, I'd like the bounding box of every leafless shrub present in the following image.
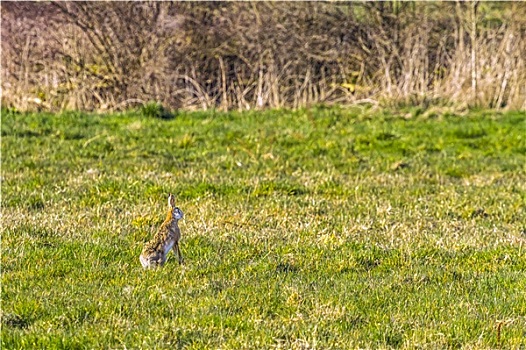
[1,2,524,112]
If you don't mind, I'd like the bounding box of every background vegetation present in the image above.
[2,107,525,348]
[2,2,526,112]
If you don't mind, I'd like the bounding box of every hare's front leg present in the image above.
[174,243,184,264]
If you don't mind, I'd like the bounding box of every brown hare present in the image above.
[140,193,184,268]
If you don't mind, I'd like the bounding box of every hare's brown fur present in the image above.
[140,194,183,268]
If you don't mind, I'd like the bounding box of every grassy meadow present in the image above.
[1,106,525,349]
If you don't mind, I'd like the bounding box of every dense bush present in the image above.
[2,2,525,111]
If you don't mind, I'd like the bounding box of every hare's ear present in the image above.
[168,193,176,208]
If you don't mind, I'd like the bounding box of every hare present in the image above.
[140,193,184,268]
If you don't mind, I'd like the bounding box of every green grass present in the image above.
[2,106,525,349]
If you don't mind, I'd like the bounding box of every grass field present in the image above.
[2,106,525,349]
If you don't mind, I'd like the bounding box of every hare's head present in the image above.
[168,193,184,220]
